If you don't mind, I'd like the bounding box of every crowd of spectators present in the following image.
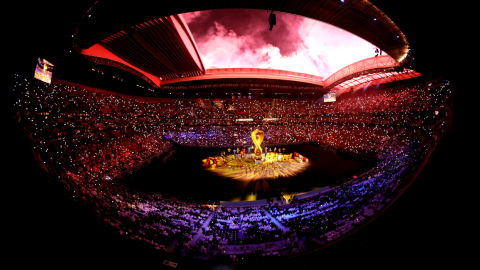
[205,206,286,244]
[266,140,427,242]
[12,73,450,261]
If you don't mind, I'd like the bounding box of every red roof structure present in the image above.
[75,0,414,90]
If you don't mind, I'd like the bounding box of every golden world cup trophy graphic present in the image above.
[251,129,264,162]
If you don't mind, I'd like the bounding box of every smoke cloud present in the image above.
[182,9,377,78]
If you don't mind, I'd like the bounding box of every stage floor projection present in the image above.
[203,152,311,181]
[122,143,374,202]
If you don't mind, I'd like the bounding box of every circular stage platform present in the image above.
[202,152,310,181]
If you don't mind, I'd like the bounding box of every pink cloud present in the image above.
[181,9,378,77]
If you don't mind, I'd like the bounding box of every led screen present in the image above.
[34,57,54,84]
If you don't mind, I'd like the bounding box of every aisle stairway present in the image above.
[269,98,276,116]
[205,99,213,111]
[262,206,290,233]
[190,211,215,247]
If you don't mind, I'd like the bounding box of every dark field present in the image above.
[124,143,374,202]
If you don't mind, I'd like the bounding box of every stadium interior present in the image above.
[10,1,466,269]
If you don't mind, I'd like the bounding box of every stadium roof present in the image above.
[72,1,414,89]
[10,1,453,92]
[76,1,411,63]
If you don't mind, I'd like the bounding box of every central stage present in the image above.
[203,152,310,181]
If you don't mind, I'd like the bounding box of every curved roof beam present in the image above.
[324,55,400,90]
[334,69,422,94]
[81,44,161,86]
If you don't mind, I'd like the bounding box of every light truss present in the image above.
[160,68,324,86]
